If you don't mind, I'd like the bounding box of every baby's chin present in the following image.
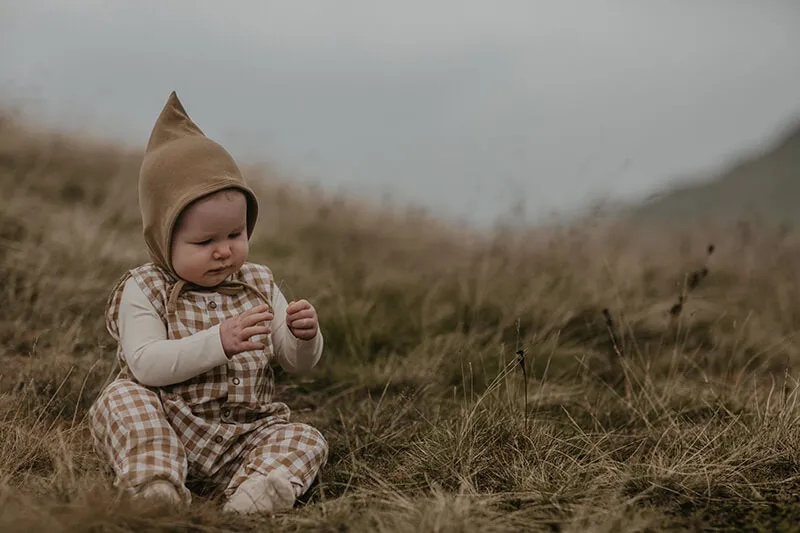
[182,267,236,287]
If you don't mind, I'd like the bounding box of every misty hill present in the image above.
[626,119,800,227]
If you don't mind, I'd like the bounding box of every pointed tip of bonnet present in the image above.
[145,90,206,153]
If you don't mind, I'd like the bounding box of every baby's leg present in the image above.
[222,422,328,514]
[89,379,191,505]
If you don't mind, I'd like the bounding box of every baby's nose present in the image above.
[213,246,231,259]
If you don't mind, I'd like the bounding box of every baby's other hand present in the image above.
[286,299,318,341]
[220,304,273,357]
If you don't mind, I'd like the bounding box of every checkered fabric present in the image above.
[204,419,329,498]
[88,378,193,502]
[89,262,328,500]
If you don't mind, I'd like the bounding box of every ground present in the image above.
[2,112,800,532]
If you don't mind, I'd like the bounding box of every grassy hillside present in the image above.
[628,119,800,226]
[4,110,800,531]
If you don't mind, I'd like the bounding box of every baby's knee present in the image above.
[294,423,328,458]
[90,379,168,439]
[96,379,162,411]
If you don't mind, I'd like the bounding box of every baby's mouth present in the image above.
[208,265,231,274]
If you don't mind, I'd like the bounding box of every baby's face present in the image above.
[171,189,249,287]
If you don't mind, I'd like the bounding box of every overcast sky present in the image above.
[2,1,799,226]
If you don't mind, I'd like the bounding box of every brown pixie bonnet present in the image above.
[139,92,272,315]
[139,91,259,277]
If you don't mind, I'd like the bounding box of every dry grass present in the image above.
[3,110,800,532]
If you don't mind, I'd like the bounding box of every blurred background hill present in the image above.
[626,117,800,227]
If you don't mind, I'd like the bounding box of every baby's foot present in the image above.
[223,470,295,515]
[264,470,296,512]
[136,479,184,506]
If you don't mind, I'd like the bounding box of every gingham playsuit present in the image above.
[88,262,328,503]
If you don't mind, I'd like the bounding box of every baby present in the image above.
[88,92,328,514]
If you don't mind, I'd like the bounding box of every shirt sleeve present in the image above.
[117,279,229,387]
[270,285,324,373]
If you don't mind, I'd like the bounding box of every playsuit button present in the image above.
[208,301,217,309]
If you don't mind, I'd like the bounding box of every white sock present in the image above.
[223,470,295,515]
[136,479,183,506]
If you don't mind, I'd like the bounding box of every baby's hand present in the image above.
[220,304,273,357]
[287,299,319,341]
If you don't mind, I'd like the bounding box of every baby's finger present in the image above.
[239,340,266,352]
[291,328,317,340]
[240,325,270,339]
[241,311,274,328]
[290,324,318,333]
[241,305,270,317]
[286,300,311,314]
[289,308,316,321]
[289,318,316,330]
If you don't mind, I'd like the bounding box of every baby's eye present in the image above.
[193,239,212,246]
[229,232,242,239]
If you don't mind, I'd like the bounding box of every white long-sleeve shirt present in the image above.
[117,278,324,387]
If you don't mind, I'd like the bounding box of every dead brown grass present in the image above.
[3,110,800,532]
